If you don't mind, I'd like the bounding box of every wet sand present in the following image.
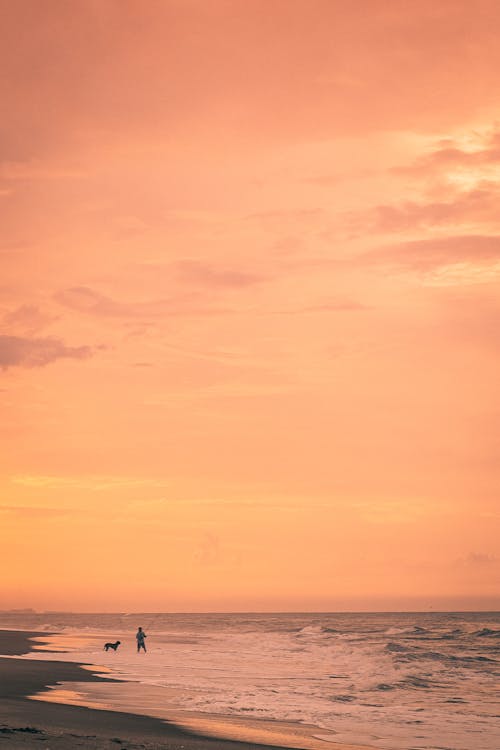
[0,629,371,750]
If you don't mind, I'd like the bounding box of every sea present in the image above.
[1,611,499,750]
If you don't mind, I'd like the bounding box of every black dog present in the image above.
[104,640,121,652]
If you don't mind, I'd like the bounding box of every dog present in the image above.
[103,640,121,652]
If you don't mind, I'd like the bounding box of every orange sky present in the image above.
[1,1,499,612]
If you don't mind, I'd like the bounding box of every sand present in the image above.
[0,629,372,750]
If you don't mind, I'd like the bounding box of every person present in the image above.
[136,626,147,653]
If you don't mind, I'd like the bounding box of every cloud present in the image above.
[272,299,367,314]
[245,209,325,234]
[466,552,497,565]
[342,127,500,242]
[1,305,58,334]
[367,188,500,233]
[393,130,500,178]
[175,260,267,288]
[11,474,172,491]
[350,186,500,235]
[298,300,366,313]
[0,505,70,518]
[54,286,233,319]
[458,552,498,567]
[301,174,345,186]
[0,335,92,370]
[364,234,500,273]
[54,286,134,317]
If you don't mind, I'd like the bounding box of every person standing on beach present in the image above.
[136,627,147,653]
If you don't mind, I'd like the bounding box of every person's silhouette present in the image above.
[136,626,147,653]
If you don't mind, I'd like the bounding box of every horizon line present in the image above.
[2,609,499,616]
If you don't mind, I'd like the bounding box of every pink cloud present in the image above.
[364,235,500,272]
[0,335,92,369]
[175,260,267,288]
[393,130,500,177]
[273,299,367,314]
[364,187,500,234]
[1,305,57,334]
[54,287,134,317]
[54,286,234,319]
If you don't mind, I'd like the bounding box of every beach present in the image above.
[0,629,371,750]
[1,611,498,750]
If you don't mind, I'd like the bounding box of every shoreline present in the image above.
[0,629,371,750]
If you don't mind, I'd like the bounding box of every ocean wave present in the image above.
[385,644,497,669]
[403,649,444,662]
[384,625,429,636]
[399,675,432,689]
[375,683,395,691]
[448,654,496,663]
[386,641,411,653]
[38,623,70,632]
[295,625,339,637]
[330,694,356,702]
[437,628,463,640]
[384,644,443,662]
[372,676,433,692]
[474,628,500,638]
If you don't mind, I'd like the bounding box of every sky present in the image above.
[1,0,499,612]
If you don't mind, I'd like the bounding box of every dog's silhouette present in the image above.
[104,640,121,652]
